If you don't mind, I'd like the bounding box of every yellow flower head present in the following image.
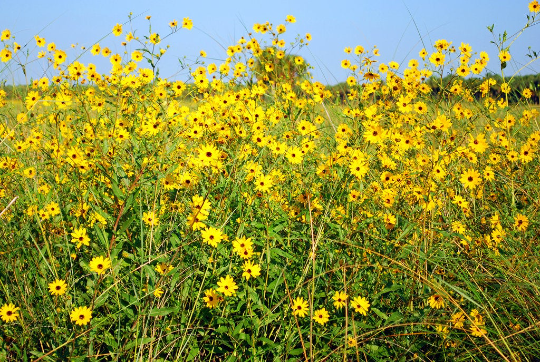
[332,291,349,309]
[149,33,160,45]
[89,256,112,275]
[112,23,123,36]
[182,17,193,30]
[351,296,370,315]
[201,226,224,248]
[291,297,308,317]
[285,15,296,23]
[1,29,11,41]
[48,279,68,296]
[0,303,20,323]
[70,306,92,326]
[428,294,446,309]
[156,262,174,275]
[242,260,261,280]
[143,211,159,226]
[71,227,90,248]
[203,289,221,308]
[429,52,445,66]
[0,49,13,63]
[217,275,238,297]
[498,50,511,63]
[313,308,330,325]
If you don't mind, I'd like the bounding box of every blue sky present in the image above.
[1,0,538,84]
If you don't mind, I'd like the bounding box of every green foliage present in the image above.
[1,7,540,362]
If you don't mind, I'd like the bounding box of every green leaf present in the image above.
[29,352,55,362]
[185,347,199,361]
[111,179,124,199]
[289,348,305,356]
[267,274,283,291]
[372,307,388,320]
[386,312,403,324]
[103,331,118,349]
[142,264,157,284]
[270,218,288,232]
[93,225,109,249]
[374,283,402,298]
[118,213,136,235]
[260,313,280,327]
[238,333,252,344]
[439,279,481,307]
[216,325,228,334]
[124,337,155,351]
[123,190,138,211]
[232,320,244,336]
[121,291,137,305]
[94,291,109,308]
[259,337,276,347]
[396,222,414,241]
[270,247,294,260]
[149,306,177,317]
[92,205,113,221]
[170,233,181,247]
[251,221,265,229]
[268,231,283,242]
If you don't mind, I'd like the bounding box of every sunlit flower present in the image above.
[203,289,221,308]
[242,260,261,280]
[112,23,123,36]
[182,17,193,30]
[460,169,482,189]
[291,297,308,317]
[428,294,446,309]
[498,50,511,63]
[285,15,296,23]
[332,291,348,309]
[0,303,20,323]
[71,227,90,248]
[217,275,238,297]
[351,296,370,315]
[70,306,92,326]
[313,308,330,325]
[143,211,159,226]
[48,279,68,296]
[89,256,112,275]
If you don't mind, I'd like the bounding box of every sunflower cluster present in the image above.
[1,3,540,360]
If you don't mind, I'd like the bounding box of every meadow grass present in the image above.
[1,5,540,362]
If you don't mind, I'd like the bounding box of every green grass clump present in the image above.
[1,5,540,361]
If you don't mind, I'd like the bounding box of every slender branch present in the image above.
[0,196,18,218]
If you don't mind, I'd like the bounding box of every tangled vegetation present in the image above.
[1,3,540,361]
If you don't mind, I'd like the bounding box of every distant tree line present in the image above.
[425,73,540,104]
[2,73,539,105]
[326,73,540,105]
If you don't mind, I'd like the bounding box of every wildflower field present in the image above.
[1,2,540,361]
